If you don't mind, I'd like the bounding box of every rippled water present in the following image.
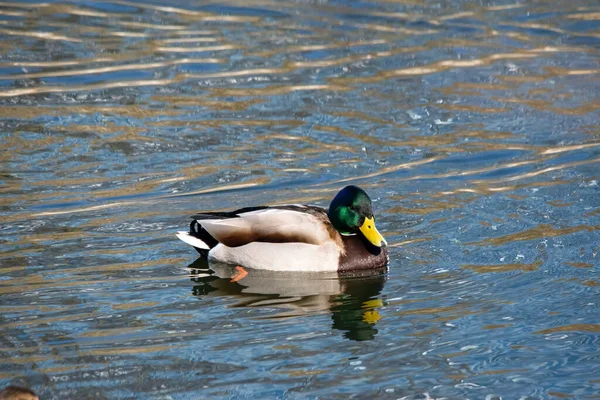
[1,0,599,398]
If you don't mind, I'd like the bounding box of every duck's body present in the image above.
[177,186,388,272]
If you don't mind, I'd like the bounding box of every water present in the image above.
[1,0,599,398]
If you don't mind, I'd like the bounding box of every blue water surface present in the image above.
[0,0,599,399]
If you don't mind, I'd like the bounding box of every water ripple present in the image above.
[1,0,599,398]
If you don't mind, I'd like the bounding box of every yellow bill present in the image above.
[359,216,387,247]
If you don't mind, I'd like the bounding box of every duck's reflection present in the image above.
[187,258,387,341]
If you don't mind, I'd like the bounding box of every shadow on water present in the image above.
[187,258,387,341]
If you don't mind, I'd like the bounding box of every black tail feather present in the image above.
[189,220,219,257]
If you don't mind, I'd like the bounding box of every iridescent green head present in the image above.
[328,185,387,247]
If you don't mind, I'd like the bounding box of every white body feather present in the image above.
[177,207,342,272]
[208,241,341,272]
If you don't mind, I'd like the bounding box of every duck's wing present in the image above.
[191,205,337,247]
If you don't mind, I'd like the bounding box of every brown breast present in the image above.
[338,235,389,272]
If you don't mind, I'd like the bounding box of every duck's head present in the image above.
[328,185,387,247]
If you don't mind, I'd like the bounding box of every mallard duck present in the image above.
[176,185,388,272]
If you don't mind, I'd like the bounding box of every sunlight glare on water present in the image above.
[0,0,599,399]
